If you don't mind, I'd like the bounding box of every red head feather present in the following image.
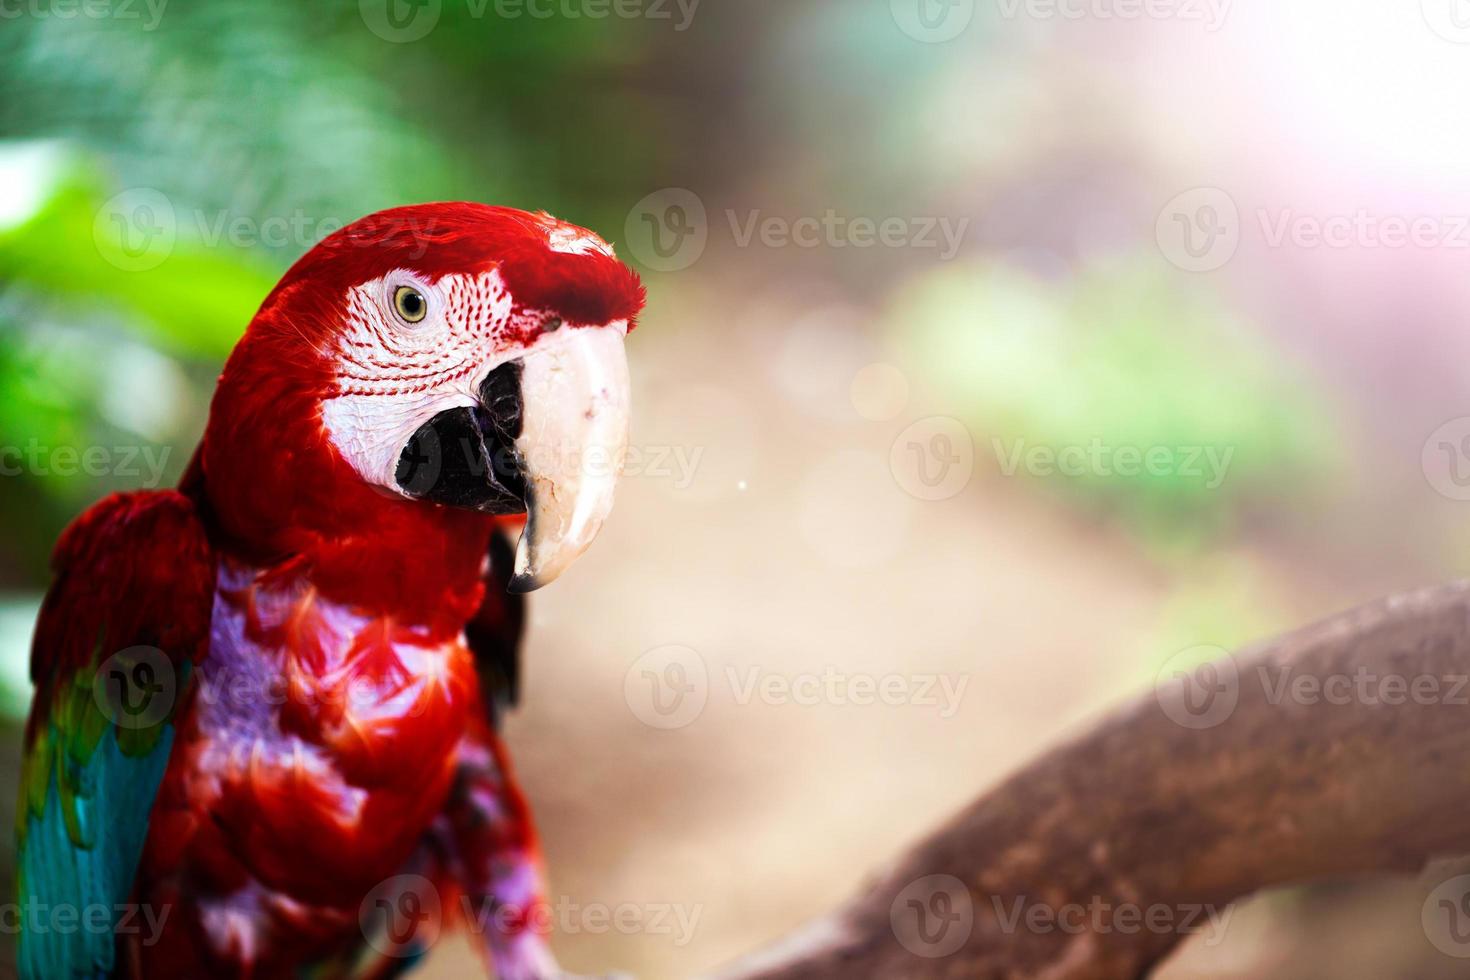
[264,203,645,340]
[187,203,644,626]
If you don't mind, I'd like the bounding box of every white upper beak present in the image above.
[508,325,631,593]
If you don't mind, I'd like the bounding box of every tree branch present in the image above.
[721,582,1470,979]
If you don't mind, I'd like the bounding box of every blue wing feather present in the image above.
[18,725,174,979]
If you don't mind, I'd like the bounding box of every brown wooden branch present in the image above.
[719,582,1470,980]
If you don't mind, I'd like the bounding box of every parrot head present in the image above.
[198,203,645,597]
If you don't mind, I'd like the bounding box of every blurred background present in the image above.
[3,0,1470,976]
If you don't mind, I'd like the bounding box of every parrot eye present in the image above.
[393,286,428,324]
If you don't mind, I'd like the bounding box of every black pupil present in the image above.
[401,291,423,316]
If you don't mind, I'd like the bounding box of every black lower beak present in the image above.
[393,362,528,513]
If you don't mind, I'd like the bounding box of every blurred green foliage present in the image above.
[0,0,667,587]
[2,157,279,359]
[0,1,1361,713]
[890,258,1343,554]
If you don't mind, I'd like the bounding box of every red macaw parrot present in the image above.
[15,203,644,979]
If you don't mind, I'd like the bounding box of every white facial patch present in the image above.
[319,266,546,491]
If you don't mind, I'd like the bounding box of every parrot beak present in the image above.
[393,325,630,592]
[504,325,630,593]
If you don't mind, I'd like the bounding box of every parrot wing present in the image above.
[15,490,215,980]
